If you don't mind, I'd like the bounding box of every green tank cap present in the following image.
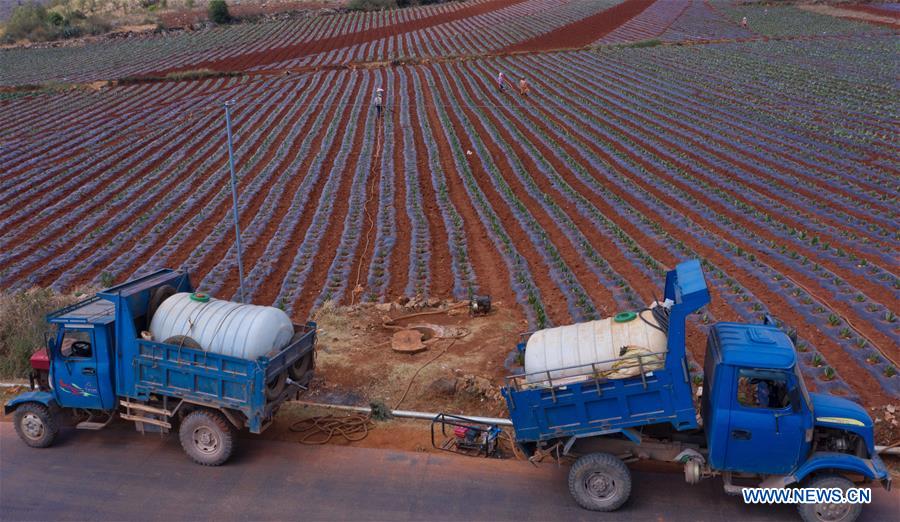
[190,292,211,303]
[614,311,637,323]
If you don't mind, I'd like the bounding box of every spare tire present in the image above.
[288,352,314,384]
[163,335,202,350]
[265,373,287,401]
[147,285,177,330]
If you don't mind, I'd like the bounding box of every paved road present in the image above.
[1,424,897,521]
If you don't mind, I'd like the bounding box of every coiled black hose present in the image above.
[639,302,670,333]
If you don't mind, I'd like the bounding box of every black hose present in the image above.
[638,303,670,334]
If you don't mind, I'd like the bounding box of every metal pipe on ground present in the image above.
[293,400,513,427]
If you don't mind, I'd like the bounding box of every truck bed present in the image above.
[503,352,698,443]
[123,322,316,432]
[503,259,709,445]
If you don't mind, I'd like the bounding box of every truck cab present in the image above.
[702,322,814,476]
[702,321,885,487]
[43,298,119,411]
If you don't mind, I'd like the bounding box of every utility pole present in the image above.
[224,100,246,303]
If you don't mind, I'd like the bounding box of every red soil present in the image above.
[841,4,900,26]
[7,102,231,287]
[385,71,414,300]
[848,4,899,17]
[451,62,617,316]
[520,65,895,356]
[511,84,894,404]
[503,0,657,53]
[161,0,528,74]
[214,75,330,299]
[343,70,387,305]
[637,55,896,219]
[412,67,518,312]
[551,57,896,307]
[401,72,455,300]
[423,66,571,326]
[253,74,364,308]
[0,81,221,189]
[291,79,373,319]
[464,59,750,367]
[64,81,289,288]
[169,81,313,284]
[0,81,220,235]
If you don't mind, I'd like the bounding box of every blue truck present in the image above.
[5,269,316,465]
[502,260,890,522]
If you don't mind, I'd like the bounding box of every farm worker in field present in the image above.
[518,78,530,97]
[497,71,507,92]
[374,88,384,118]
[741,16,748,29]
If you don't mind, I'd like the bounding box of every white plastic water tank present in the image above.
[149,293,294,360]
[524,308,667,384]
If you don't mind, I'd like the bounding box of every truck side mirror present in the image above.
[45,332,55,352]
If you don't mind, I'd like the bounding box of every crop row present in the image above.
[2,38,896,401]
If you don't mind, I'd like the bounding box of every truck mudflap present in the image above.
[777,451,892,489]
[4,391,57,415]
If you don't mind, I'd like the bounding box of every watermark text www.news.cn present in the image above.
[742,488,871,505]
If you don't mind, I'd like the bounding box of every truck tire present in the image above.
[179,410,235,466]
[163,335,202,350]
[568,452,632,512]
[13,402,58,448]
[797,474,862,522]
[265,372,287,400]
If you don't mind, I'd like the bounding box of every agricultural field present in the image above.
[0,0,898,412]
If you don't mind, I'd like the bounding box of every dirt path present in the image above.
[503,0,656,53]
[801,4,899,28]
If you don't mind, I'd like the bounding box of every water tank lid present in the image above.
[614,311,637,323]
[190,292,211,302]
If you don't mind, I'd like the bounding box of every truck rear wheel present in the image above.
[13,402,58,448]
[179,410,234,466]
[568,452,632,512]
[797,474,862,522]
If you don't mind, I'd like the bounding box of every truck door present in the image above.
[53,326,105,410]
[724,368,804,474]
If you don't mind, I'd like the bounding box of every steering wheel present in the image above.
[71,341,91,357]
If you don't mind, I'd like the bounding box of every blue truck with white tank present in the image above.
[502,260,890,522]
[5,269,316,465]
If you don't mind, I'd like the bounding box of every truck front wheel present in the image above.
[179,410,235,466]
[13,402,58,448]
[568,452,632,511]
[797,474,862,522]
